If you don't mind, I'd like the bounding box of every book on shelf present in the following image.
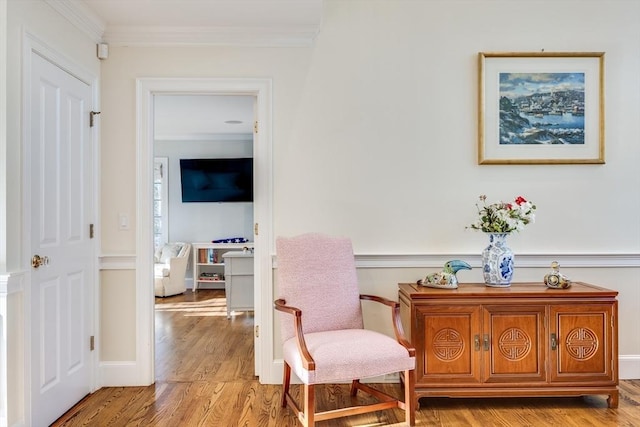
[198,248,221,263]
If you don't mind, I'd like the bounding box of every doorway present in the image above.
[136,78,276,385]
[152,94,255,252]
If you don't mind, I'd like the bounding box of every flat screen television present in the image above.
[179,158,253,202]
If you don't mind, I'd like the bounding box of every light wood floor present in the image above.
[52,289,640,426]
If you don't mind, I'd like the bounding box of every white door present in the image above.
[29,53,94,427]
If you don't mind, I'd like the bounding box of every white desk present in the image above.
[222,251,254,318]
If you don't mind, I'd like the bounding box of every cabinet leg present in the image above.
[607,391,619,408]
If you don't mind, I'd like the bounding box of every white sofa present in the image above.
[154,242,191,297]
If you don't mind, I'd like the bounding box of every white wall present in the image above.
[99,0,640,381]
[279,0,640,254]
[154,139,254,246]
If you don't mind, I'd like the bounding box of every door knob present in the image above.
[31,254,50,269]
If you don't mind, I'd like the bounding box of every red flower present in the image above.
[515,196,527,205]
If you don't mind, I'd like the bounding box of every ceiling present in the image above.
[154,95,255,139]
[48,0,324,46]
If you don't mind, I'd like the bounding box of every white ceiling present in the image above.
[49,0,324,46]
[154,95,255,139]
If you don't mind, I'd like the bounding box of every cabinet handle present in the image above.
[474,334,480,351]
[551,333,557,351]
[483,334,489,351]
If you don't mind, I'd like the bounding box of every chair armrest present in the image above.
[274,299,316,370]
[360,294,415,357]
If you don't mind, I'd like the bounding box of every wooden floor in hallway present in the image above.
[51,289,640,426]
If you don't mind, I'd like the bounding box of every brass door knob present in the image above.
[31,254,50,269]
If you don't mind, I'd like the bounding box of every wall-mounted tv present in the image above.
[179,158,253,203]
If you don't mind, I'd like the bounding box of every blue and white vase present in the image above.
[482,233,514,287]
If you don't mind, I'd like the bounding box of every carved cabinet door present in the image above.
[416,304,483,385]
[483,305,547,384]
[549,304,616,383]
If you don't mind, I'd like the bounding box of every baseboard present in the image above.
[99,361,153,387]
[619,355,640,379]
[191,282,225,290]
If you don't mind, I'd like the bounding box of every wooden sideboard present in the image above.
[398,282,619,408]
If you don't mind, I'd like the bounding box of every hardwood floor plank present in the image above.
[51,290,640,426]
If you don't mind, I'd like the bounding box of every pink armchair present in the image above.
[274,233,416,426]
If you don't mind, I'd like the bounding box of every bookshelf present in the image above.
[192,242,254,291]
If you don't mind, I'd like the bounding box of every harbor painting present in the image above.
[499,72,585,145]
[478,52,605,164]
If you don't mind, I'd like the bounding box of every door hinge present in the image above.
[90,111,101,128]
[255,325,259,338]
[90,223,94,239]
[254,120,258,134]
[90,335,95,351]
[254,223,259,236]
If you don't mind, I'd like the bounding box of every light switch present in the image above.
[118,213,129,230]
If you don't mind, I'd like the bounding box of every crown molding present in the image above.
[102,25,320,47]
[45,1,322,47]
[45,0,105,43]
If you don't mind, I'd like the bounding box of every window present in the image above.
[153,157,169,249]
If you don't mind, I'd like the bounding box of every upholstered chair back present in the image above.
[276,233,364,343]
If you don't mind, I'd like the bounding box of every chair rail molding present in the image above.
[272,252,640,269]
[354,252,640,269]
[100,254,137,270]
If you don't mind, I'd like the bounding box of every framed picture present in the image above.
[478,52,605,165]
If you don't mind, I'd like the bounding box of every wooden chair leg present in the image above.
[350,379,359,396]
[282,362,291,408]
[404,369,416,426]
[303,383,315,427]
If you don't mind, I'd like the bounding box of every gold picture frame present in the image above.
[478,52,605,165]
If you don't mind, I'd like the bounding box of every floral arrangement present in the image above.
[468,195,536,233]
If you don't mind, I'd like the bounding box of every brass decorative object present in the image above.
[544,261,571,289]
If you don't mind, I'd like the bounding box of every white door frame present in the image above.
[135,78,276,384]
[22,32,100,424]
